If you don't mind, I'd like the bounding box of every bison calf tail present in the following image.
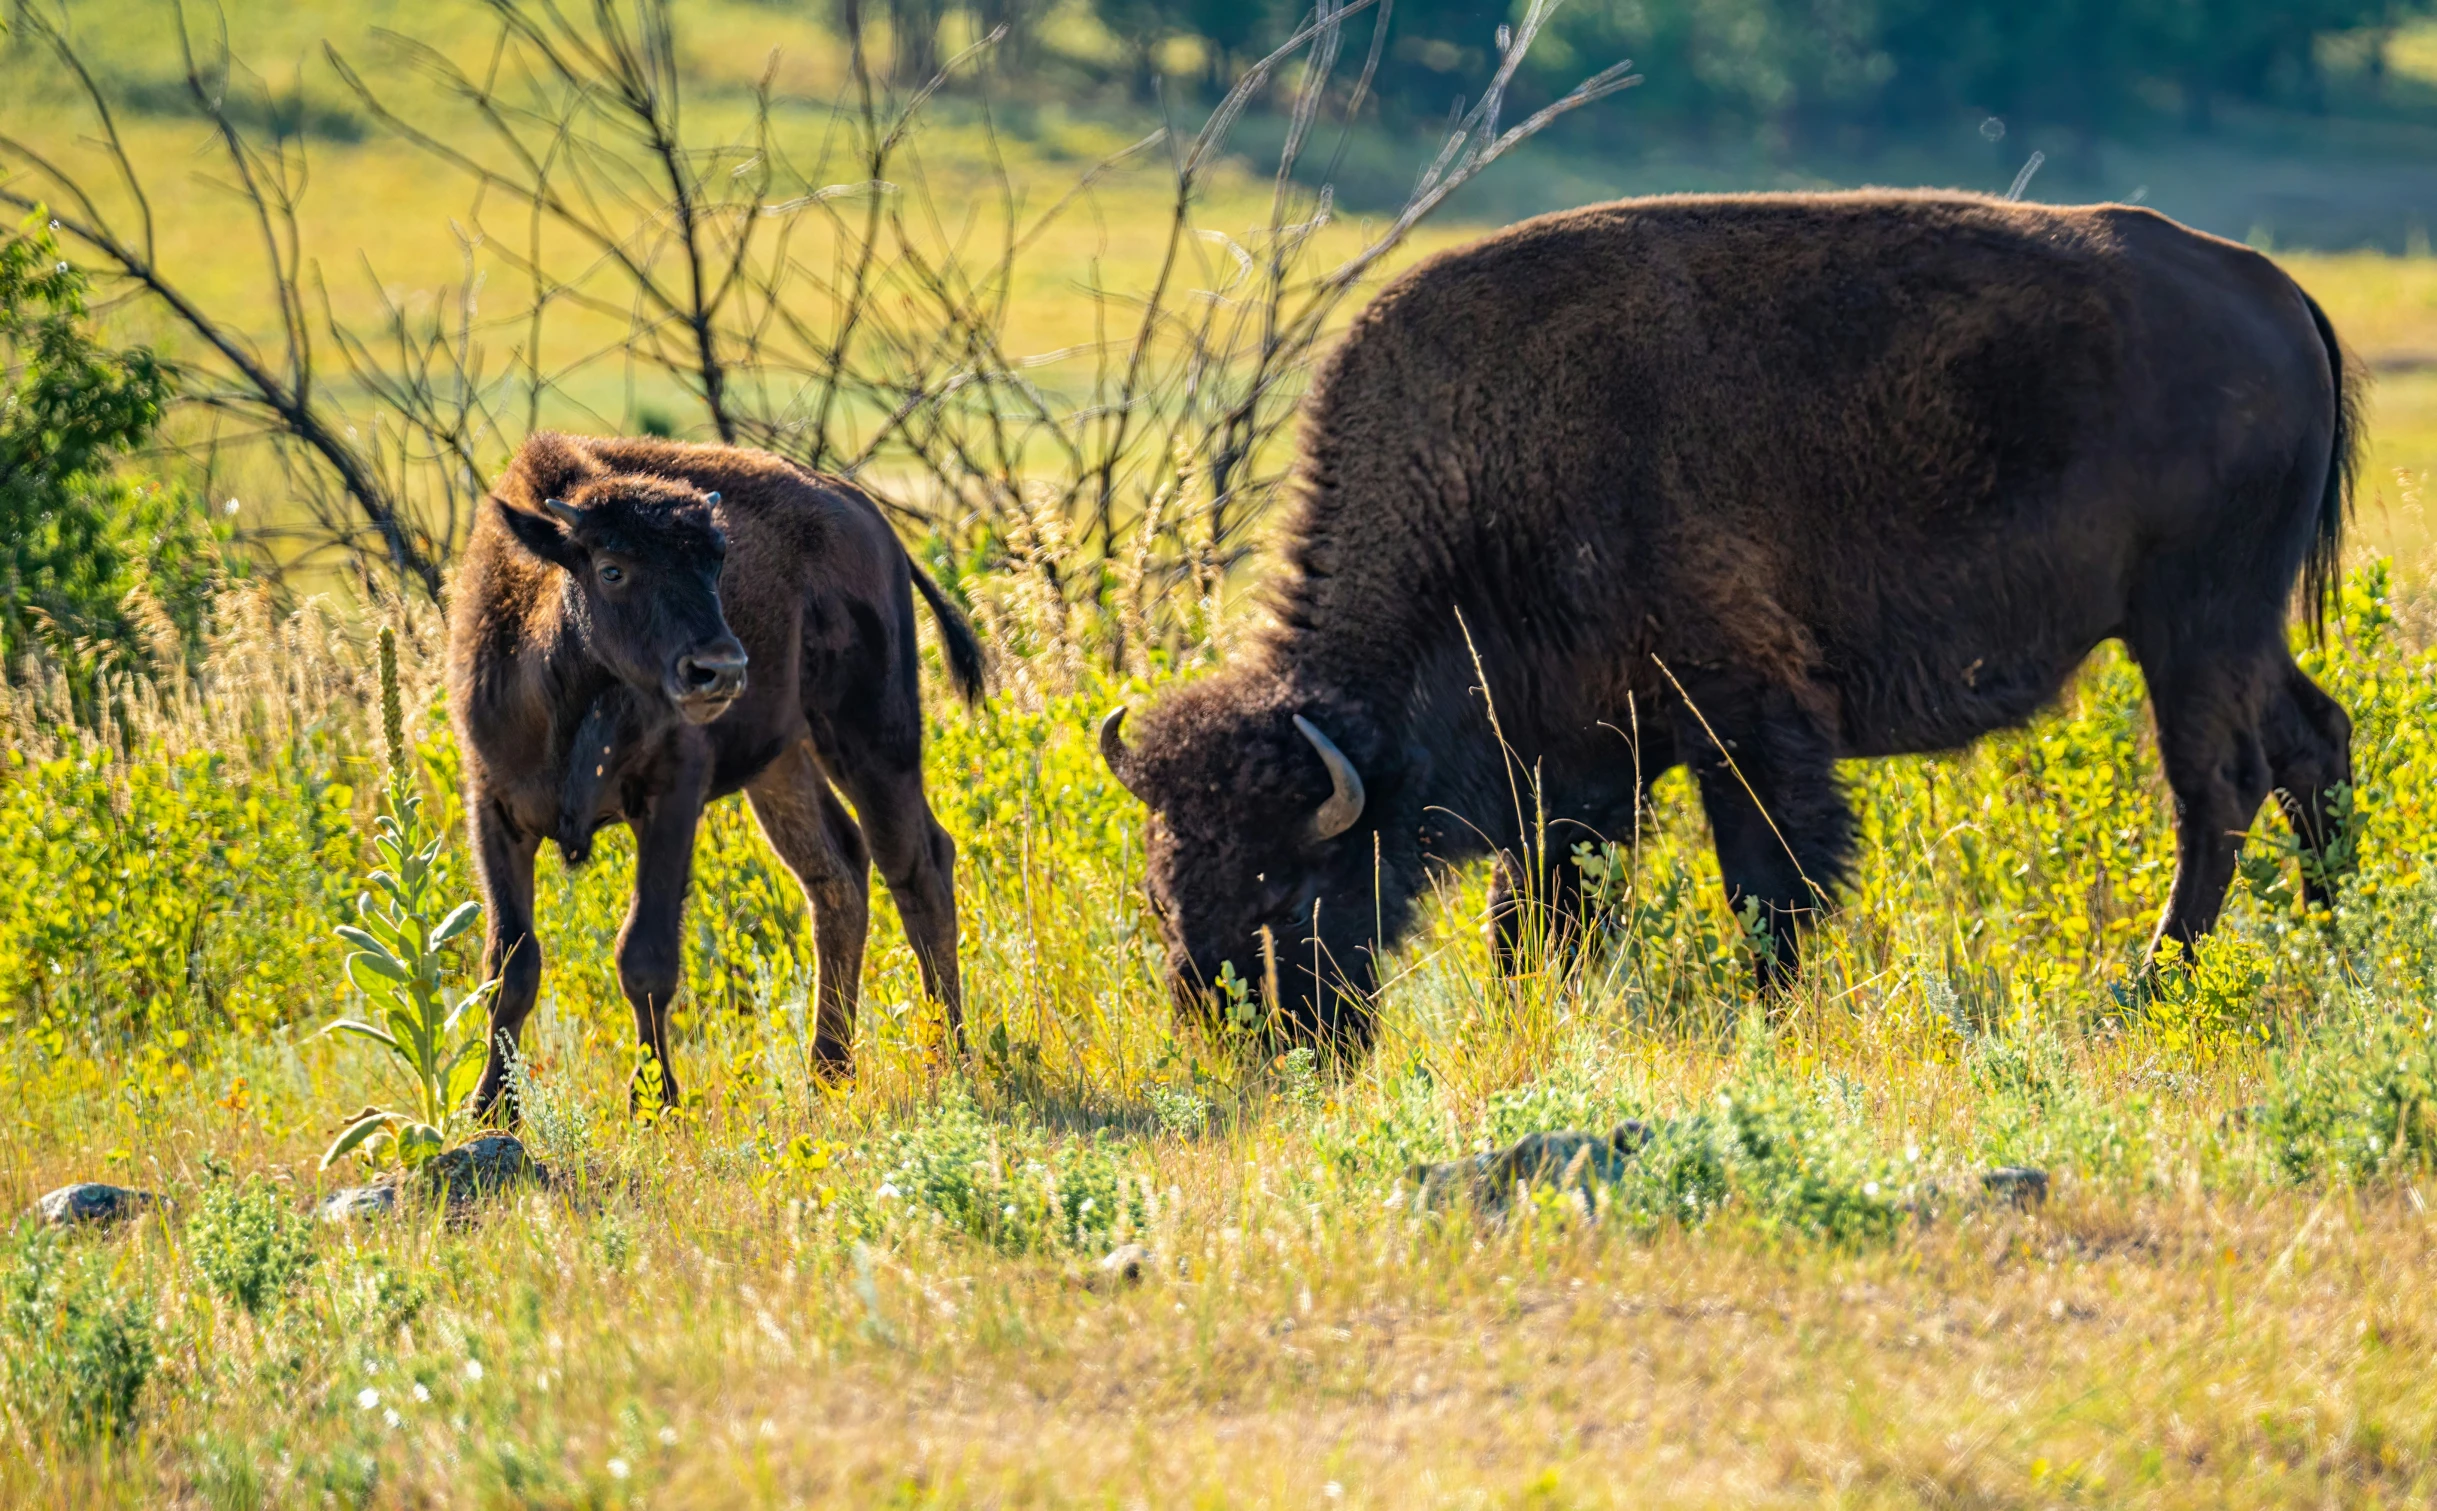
[2301,288,2364,639]
[910,557,988,706]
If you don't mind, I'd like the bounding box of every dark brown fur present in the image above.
[449,433,984,1110]
[1103,190,2361,1044]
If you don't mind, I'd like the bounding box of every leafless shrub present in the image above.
[0,0,1634,678]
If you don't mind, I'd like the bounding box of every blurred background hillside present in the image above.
[36,0,2437,244]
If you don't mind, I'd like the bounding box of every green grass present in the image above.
[9,562,2437,1503]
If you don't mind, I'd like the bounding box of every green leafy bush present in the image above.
[2142,932,2274,1053]
[1,1223,155,1441]
[1704,1082,1907,1244]
[865,1085,1146,1252]
[1482,1046,1640,1146]
[188,1169,317,1317]
[2262,1006,2437,1183]
[1600,1114,1734,1232]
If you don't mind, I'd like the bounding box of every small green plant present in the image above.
[319,627,497,1170]
[1273,1046,1324,1114]
[2142,933,2273,1053]
[2261,1004,2437,1183]
[867,1085,1145,1253]
[188,1165,317,1317]
[1,1222,155,1442]
[1148,1081,1210,1137]
[1213,959,1258,1031]
[500,1040,595,1158]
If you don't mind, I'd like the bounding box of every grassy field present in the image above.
[9,553,2437,1505]
[19,7,2437,1508]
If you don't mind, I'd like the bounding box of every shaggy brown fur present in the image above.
[449,432,984,1110]
[1102,190,2361,1045]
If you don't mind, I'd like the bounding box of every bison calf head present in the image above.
[1100,677,1419,1050]
[496,476,748,725]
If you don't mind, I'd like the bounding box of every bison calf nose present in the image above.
[671,645,748,716]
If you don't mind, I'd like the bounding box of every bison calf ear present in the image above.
[494,498,585,570]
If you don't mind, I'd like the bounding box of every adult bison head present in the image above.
[495,476,748,726]
[1099,676,1422,1049]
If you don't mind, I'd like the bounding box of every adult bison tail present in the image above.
[2301,288,2364,639]
[910,557,988,706]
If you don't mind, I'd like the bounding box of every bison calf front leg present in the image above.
[1678,682,1854,992]
[620,780,709,1110]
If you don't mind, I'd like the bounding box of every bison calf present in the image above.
[448,432,983,1111]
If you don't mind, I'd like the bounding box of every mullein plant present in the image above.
[319,626,498,1170]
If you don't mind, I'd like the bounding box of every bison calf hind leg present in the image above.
[874,810,964,1053]
[469,802,542,1122]
[748,741,872,1078]
[1677,682,1854,991]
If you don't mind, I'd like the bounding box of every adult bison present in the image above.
[449,432,984,1112]
[1098,191,2360,1046]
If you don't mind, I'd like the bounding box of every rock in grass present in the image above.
[1096,1243,1155,1288]
[320,1135,548,1223]
[34,1183,164,1228]
[425,1135,545,1203]
[320,1183,399,1223]
[1979,1166,2049,1209]
[1407,1122,1652,1215]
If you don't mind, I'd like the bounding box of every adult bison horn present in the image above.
[1098,706,1140,795]
[543,497,583,529]
[1293,715,1366,840]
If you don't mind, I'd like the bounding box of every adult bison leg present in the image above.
[619,771,711,1109]
[1674,678,1853,991]
[747,738,872,1078]
[1488,717,1677,975]
[469,800,542,1121]
[2134,642,2279,958]
[1487,850,1591,975]
[2263,660,2354,907]
[832,748,965,1055]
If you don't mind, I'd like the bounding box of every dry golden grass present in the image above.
[14,1037,2437,1508]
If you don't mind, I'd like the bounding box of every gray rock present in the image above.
[1096,1243,1154,1287]
[1408,1122,1651,1215]
[34,1183,163,1227]
[320,1183,399,1223]
[1980,1165,2049,1209]
[424,1134,545,1204]
[320,1134,546,1223]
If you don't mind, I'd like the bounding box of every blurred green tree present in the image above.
[0,210,227,684]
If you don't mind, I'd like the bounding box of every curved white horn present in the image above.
[1293,715,1366,840]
